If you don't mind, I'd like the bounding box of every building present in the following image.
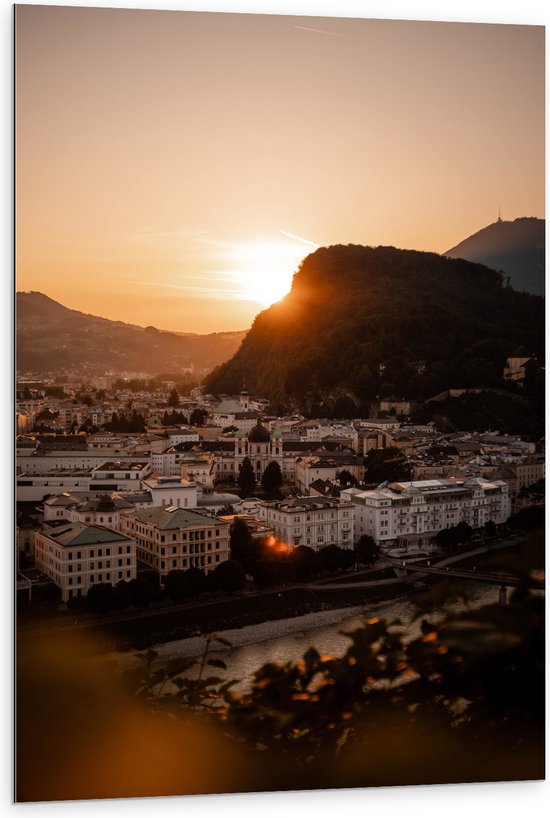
[34,522,136,602]
[341,477,511,553]
[120,506,230,576]
[140,475,198,508]
[256,497,354,550]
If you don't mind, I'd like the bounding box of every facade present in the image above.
[168,430,201,446]
[34,522,137,602]
[257,497,354,550]
[141,475,198,508]
[120,506,230,576]
[341,477,511,552]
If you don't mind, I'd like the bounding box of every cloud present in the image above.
[294,25,345,37]
[279,230,319,248]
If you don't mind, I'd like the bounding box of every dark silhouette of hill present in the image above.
[16,292,246,374]
[445,217,544,296]
[204,245,544,417]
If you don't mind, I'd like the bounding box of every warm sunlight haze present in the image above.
[15,6,544,333]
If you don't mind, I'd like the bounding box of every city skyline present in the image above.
[16,5,544,333]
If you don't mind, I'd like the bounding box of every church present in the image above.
[234,418,284,483]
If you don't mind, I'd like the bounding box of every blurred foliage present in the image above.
[128,530,544,786]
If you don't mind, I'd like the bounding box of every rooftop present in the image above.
[40,522,131,547]
[127,506,229,530]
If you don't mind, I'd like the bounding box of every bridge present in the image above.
[385,557,545,593]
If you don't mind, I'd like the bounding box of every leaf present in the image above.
[213,635,233,648]
[166,657,197,676]
[206,658,227,670]
[335,727,352,754]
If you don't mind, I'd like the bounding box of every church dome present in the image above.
[248,418,271,443]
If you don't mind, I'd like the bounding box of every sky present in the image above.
[15,2,545,333]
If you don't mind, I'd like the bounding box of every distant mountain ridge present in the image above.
[445,217,544,296]
[204,244,544,416]
[16,292,247,374]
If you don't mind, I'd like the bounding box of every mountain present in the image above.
[16,292,247,375]
[445,217,544,296]
[204,244,544,416]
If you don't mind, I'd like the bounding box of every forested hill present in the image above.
[204,244,544,415]
[16,292,247,375]
[445,217,545,296]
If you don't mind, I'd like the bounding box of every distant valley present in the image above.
[16,292,247,375]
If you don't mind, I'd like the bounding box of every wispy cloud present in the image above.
[294,25,344,37]
[279,230,319,248]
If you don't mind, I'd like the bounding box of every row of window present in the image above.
[67,557,133,572]
[68,569,133,586]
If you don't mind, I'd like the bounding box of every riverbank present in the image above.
[19,538,527,655]
[75,579,414,653]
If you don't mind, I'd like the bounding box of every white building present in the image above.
[168,429,201,446]
[140,475,198,508]
[34,522,137,602]
[90,460,152,491]
[120,506,230,577]
[341,477,511,553]
[257,497,354,550]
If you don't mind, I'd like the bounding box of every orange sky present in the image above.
[15,5,545,333]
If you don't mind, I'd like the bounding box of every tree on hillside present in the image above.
[238,457,256,497]
[261,461,283,497]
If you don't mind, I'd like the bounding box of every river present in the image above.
[114,580,503,691]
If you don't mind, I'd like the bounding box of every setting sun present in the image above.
[231,240,314,307]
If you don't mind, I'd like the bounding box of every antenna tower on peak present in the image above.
[497,206,502,222]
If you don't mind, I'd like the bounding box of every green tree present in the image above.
[112,580,131,610]
[208,560,246,594]
[190,408,207,426]
[317,544,351,573]
[128,578,160,609]
[238,457,256,497]
[483,520,497,538]
[337,470,358,487]
[364,447,408,484]
[355,535,380,565]
[261,461,283,497]
[86,583,115,615]
[229,518,258,573]
[290,545,318,581]
[168,388,180,407]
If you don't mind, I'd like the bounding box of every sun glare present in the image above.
[232,240,311,307]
